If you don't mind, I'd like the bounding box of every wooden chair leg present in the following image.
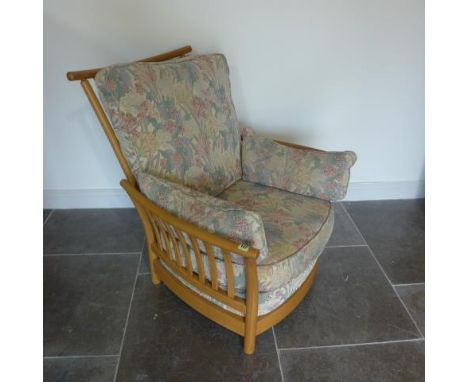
[148,248,161,285]
[131,200,162,286]
[244,257,258,354]
[243,326,257,355]
[151,269,161,285]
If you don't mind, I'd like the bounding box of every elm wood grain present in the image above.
[205,243,219,291]
[223,249,236,298]
[175,227,193,275]
[189,235,206,283]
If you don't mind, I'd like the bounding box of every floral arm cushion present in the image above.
[137,172,268,263]
[241,129,357,201]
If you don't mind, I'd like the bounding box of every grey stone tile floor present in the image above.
[43,201,424,381]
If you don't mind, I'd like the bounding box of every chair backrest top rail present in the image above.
[66,45,192,81]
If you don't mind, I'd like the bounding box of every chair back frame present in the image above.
[67,46,319,354]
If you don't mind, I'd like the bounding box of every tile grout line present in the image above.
[112,237,145,382]
[138,238,147,274]
[340,203,424,338]
[43,209,55,227]
[325,244,368,249]
[279,337,424,352]
[44,252,142,257]
[393,282,425,287]
[140,237,147,255]
[272,327,285,382]
[44,354,119,359]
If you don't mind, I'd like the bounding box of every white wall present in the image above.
[44,0,424,208]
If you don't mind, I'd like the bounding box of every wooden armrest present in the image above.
[274,139,325,152]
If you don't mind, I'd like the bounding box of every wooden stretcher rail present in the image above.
[66,45,192,81]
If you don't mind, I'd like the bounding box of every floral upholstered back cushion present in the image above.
[95,54,242,195]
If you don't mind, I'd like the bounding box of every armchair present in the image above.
[67,46,356,354]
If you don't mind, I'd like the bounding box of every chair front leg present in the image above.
[131,197,161,285]
[244,257,258,354]
[148,246,161,285]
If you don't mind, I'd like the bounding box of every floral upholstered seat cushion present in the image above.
[218,180,333,291]
[95,54,242,195]
[218,181,332,265]
[241,128,357,201]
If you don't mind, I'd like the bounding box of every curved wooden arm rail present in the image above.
[68,45,319,354]
[274,139,325,152]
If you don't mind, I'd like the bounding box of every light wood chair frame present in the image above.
[67,45,320,354]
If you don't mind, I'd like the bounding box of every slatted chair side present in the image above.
[122,179,259,314]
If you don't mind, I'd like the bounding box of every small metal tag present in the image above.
[238,242,249,252]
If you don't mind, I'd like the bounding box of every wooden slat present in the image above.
[222,250,236,298]
[204,243,218,291]
[166,224,183,269]
[67,45,192,81]
[152,218,165,252]
[157,257,246,314]
[189,235,205,282]
[149,216,163,251]
[174,228,193,275]
[131,202,161,285]
[156,220,172,262]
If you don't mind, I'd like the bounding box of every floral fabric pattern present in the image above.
[224,181,333,291]
[95,54,242,195]
[137,172,268,263]
[219,180,332,264]
[241,131,357,201]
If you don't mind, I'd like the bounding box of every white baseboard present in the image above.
[345,181,425,201]
[43,188,134,209]
[43,180,425,209]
